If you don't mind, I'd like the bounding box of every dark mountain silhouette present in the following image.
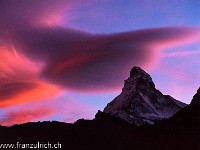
[104,66,187,126]
[136,87,200,150]
[161,87,200,126]
[0,67,200,150]
[0,112,137,150]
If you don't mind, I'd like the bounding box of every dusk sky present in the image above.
[1,0,200,126]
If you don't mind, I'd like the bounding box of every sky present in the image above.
[0,0,200,126]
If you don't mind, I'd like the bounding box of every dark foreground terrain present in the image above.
[0,88,200,150]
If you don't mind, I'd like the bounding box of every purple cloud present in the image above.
[0,0,200,93]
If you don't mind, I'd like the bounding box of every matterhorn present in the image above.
[104,66,187,126]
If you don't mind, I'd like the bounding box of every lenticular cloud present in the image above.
[0,0,200,95]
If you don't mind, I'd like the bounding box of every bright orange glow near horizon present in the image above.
[0,81,60,108]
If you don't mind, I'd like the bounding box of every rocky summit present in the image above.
[104,66,187,126]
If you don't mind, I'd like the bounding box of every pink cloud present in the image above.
[0,0,93,27]
[0,81,60,108]
[0,47,42,81]
[0,46,61,108]
[1,26,200,93]
[162,50,200,57]
[34,27,200,92]
[158,64,191,81]
[0,97,96,126]
[0,107,55,126]
[1,1,200,95]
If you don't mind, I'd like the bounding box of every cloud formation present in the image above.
[9,27,200,92]
[0,47,60,108]
[0,107,55,126]
[0,81,37,101]
[0,81,59,108]
[162,50,200,57]
[0,98,96,126]
[1,0,200,93]
[0,0,89,27]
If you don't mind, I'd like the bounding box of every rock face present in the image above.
[104,66,187,126]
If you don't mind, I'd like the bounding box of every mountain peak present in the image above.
[123,66,155,95]
[130,66,150,77]
[190,87,200,105]
[104,66,187,126]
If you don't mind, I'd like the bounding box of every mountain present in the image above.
[104,66,187,126]
[0,84,200,149]
[143,87,200,150]
[1,66,200,150]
